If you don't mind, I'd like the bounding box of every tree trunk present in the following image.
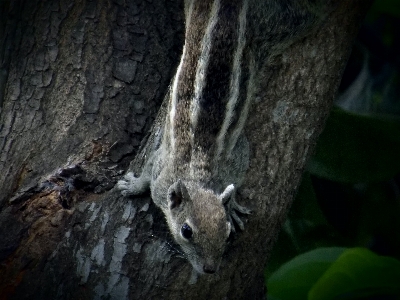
[0,0,371,299]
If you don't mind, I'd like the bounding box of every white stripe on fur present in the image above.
[228,56,255,155]
[215,0,248,159]
[169,1,194,152]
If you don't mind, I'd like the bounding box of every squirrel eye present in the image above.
[181,223,193,239]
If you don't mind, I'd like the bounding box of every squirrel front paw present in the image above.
[220,185,251,232]
[226,195,251,232]
[117,172,149,196]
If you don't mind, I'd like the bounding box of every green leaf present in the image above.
[309,248,400,300]
[308,107,400,183]
[267,247,346,300]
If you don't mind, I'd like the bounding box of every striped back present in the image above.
[165,0,327,181]
[168,0,254,181]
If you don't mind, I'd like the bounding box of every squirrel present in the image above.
[118,0,331,276]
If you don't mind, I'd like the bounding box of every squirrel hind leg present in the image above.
[117,172,150,196]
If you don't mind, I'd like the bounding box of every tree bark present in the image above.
[0,0,371,299]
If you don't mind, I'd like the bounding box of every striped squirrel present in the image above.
[118,0,330,275]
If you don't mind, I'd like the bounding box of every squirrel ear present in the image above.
[219,184,235,204]
[167,179,190,210]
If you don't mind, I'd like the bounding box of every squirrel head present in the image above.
[165,179,233,274]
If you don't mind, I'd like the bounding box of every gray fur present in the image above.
[118,0,331,275]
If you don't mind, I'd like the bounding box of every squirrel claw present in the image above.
[231,210,245,231]
[226,194,251,232]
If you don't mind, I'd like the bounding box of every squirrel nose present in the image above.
[203,264,216,274]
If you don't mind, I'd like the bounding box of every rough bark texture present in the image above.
[0,0,371,299]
